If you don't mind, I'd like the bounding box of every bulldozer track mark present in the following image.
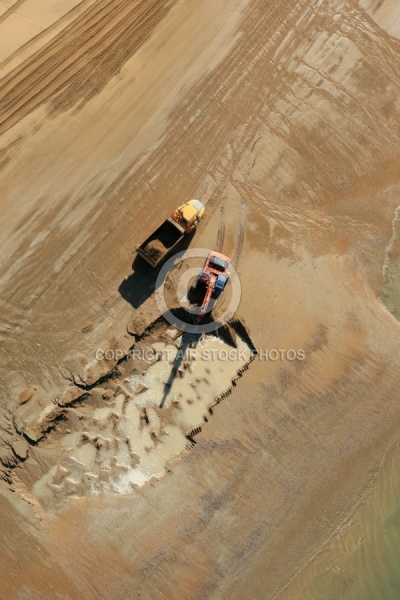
[0,0,29,27]
[232,199,246,268]
[0,0,173,135]
[0,0,318,441]
[2,0,308,308]
[0,0,97,75]
[215,204,225,252]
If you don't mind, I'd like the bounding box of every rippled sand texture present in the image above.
[381,203,400,318]
[2,0,400,599]
[281,439,400,600]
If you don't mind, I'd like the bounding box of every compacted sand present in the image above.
[2,0,400,598]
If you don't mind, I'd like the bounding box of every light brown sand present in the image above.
[2,0,400,598]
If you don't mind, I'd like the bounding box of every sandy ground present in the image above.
[2,0,400,598]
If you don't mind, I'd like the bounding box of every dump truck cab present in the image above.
[171,199,205,233]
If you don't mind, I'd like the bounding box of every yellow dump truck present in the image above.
[136,199,205,267]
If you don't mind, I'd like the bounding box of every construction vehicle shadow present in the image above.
[158,306,246,409]
[159,331,202,408]
[187,281,217,313]
[118,232,195,309]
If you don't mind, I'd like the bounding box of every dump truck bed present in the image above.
[136,218,185,267]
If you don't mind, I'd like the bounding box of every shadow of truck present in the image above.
[118,230,195,309]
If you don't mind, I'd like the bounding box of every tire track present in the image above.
[0,0,174,135]
[215,204,225,252]
[2,0,309,308]
[0,0,28,26]
[0,0,96,75]
[9,0,308,264]
[232,198,246,268]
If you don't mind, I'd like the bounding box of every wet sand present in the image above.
[281,437,400,600]
[28,333,252,505]
[2,0,400,598]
